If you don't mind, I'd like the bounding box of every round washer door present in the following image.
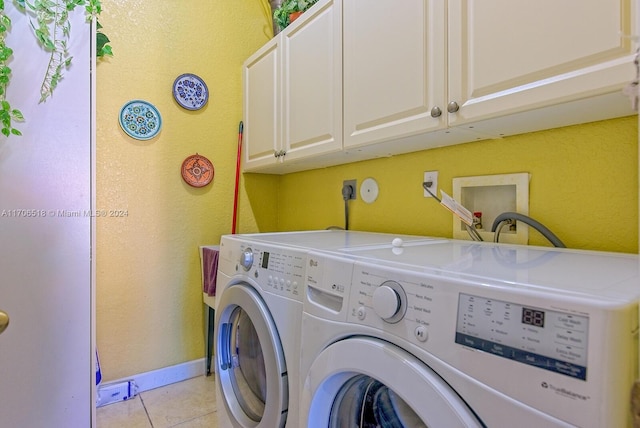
[303,337,483,428]
[215,283,288,428]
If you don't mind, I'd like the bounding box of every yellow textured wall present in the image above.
[275,116,638,253]
[96,0,274,380]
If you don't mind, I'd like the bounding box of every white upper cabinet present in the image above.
[343,0,447,148]
[448,0,636,134]
[243,0,342,173]
[243,0,637,174]
[342,0,486,159]
[243,39,280,169]
[282,0,342,162]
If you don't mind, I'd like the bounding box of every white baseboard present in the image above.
[102,358,207,394]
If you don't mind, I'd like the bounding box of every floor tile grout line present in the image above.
[139,393,154,428]
[166,410,218,428]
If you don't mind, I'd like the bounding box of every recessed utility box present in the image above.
[452,173,529,244]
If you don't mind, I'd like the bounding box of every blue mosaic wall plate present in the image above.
[119,100,162,140]
[173,73,209,110]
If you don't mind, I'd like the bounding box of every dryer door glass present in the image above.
[329,374,428,428]
[228,306,267,421]
[216,283,288,427]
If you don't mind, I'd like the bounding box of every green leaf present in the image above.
[96,32,109,44]
[1,100,9,110]
[1,127,10,137]
[11,128,22,136]
[12,110,24,121]
[97,44,112,57]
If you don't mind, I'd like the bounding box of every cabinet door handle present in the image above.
[430,106,442,118]
[0,310,9,335]
[274,150,280,158]
[447,101,460,113]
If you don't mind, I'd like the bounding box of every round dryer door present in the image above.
[215,283,288,427]
[303,337,483,427]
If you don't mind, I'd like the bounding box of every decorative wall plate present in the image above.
[119,100,162,140]
[181,154,214,187]
[173,73,209,110]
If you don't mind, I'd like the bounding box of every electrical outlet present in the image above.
[342,179,357,200]
[423,171,438,198]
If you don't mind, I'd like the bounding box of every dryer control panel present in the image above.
[223,239,306,302]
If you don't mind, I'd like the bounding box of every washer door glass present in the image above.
[227,306,267,420]
[329,374,427,428]
[305,337,482,427]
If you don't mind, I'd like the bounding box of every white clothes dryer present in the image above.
[215,236,305,427]
[214,231,433,427]
[300,240,639,427]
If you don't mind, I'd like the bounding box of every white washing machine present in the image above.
[214,231,434,427]
[300,239,640,427]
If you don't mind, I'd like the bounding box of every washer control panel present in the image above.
[455,293,589,380]
[348,263,438,344]
[346,260,595,382]
[371,280,407,323]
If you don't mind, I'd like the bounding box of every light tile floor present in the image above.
[96,375,218,428]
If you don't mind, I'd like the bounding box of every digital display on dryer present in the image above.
[455,293,588,380]
[261,252,270,269]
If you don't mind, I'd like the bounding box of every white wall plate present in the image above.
[360,178,379,203]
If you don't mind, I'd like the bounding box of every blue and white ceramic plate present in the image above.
[172,73,209,110]
[119,100,162,140]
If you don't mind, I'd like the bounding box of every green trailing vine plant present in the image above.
[0,0,112,137]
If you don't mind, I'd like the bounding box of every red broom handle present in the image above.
[232,121,243,234]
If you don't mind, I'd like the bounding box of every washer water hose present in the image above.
[491,212,565,248]
[422,182,564,247]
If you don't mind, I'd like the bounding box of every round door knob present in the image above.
[0,310,9,335]
[239,248,254,271]
[430,106,442,118]
[372,285,401,320]
[447,101,460,113]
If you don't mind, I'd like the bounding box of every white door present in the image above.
[0,6,94,427]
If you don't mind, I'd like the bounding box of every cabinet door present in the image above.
[343,0,446,149]
[243,39,280,171]
[448,0,636,128]
[281,0,342,162]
